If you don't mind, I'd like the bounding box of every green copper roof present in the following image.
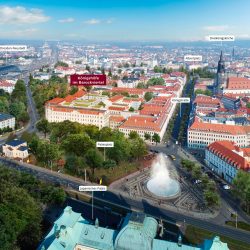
[153,239,201,250]
[114,212,157,250]
[202,236,229,250]
[38,206,230,250]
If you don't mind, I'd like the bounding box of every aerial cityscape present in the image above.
[1,1,250,250]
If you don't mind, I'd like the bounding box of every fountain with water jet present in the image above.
[146,153,180,199]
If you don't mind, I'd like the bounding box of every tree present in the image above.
[129,107,135,112]
[37,141,60,168]
[201,173,210,187]
[36,119,51,138]
[98,127,113,141]
[65,154,85,175]
[192,165,202,179]
[62,133,95,157]
[204,190,220,207]
[195,89,212,96]
[55,61,69,67]
[147,77,165,86]
[233,170,250,213]
[206,180,217,192]
[85,149,104,176]
[152,133,160,145]
[129,131,139,139]
[9,101,26,120]
[129,137,147,159]
[137,82,146,89]
[144,92,153,102]
[11,80,27,104]
[69,86,78,95]
[28,136,40,155]
[144,133,151,141]
[106,131,130,163]
[98,101,106,107]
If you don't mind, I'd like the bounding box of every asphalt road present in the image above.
[1,156,250,244]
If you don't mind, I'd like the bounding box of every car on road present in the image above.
[194,179,202,184]
[169,154,176,160]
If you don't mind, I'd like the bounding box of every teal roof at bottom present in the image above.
[38,206,229,250]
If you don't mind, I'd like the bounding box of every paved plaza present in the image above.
[111,154,217,219]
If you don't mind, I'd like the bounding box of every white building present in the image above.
[2,139,29,160]
[188,117,250,149]
[0,113,15,130]
[117,78,140,88]
[205,140,250,183]
[0,80,15,93]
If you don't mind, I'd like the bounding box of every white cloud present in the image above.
[203,25,229,32]
[0,6,50,24]
[58,18,75,23]
[84,19,101,25]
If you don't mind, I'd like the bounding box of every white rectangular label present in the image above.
[171,97,190,103]
[79,185,107,192]
[184,55,202,62]
[207,35,235,41]
[0,45,28,52]
[96,141,114,147]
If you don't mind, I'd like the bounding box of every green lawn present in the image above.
[185,225,250,250]
[93,161,142,185]
[75,103,89,107]
[226,221,250,232]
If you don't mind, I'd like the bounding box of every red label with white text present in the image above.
[70,74,106,86]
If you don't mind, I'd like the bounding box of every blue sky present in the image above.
[1,0,250,41]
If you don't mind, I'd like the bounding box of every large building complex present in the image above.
[39,206,229,250]
[45,72,186,141]
[205,140,250,183]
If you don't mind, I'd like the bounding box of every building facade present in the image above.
[0,113,15,130]
[187,117,250,149]
[205,140,250,183]
[2,139,29,160]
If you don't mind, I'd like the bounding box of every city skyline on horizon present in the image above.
[1,0,250,42]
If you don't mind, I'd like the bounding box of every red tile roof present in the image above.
[194,95,221,106]
[227,77,250,89]
[120,116,161,132]
[108,95,124,102]
[72,90,86,98]
[108,106,126,111]
[0,80,15,87]
[189,119,248,135]
[46,97,64,105]
[207,140,250,170]
[170,72,186,78]
[109,116,125,123]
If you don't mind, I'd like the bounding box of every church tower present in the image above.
[214,51,226,94]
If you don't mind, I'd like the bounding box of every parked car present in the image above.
[223,185,231,190]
